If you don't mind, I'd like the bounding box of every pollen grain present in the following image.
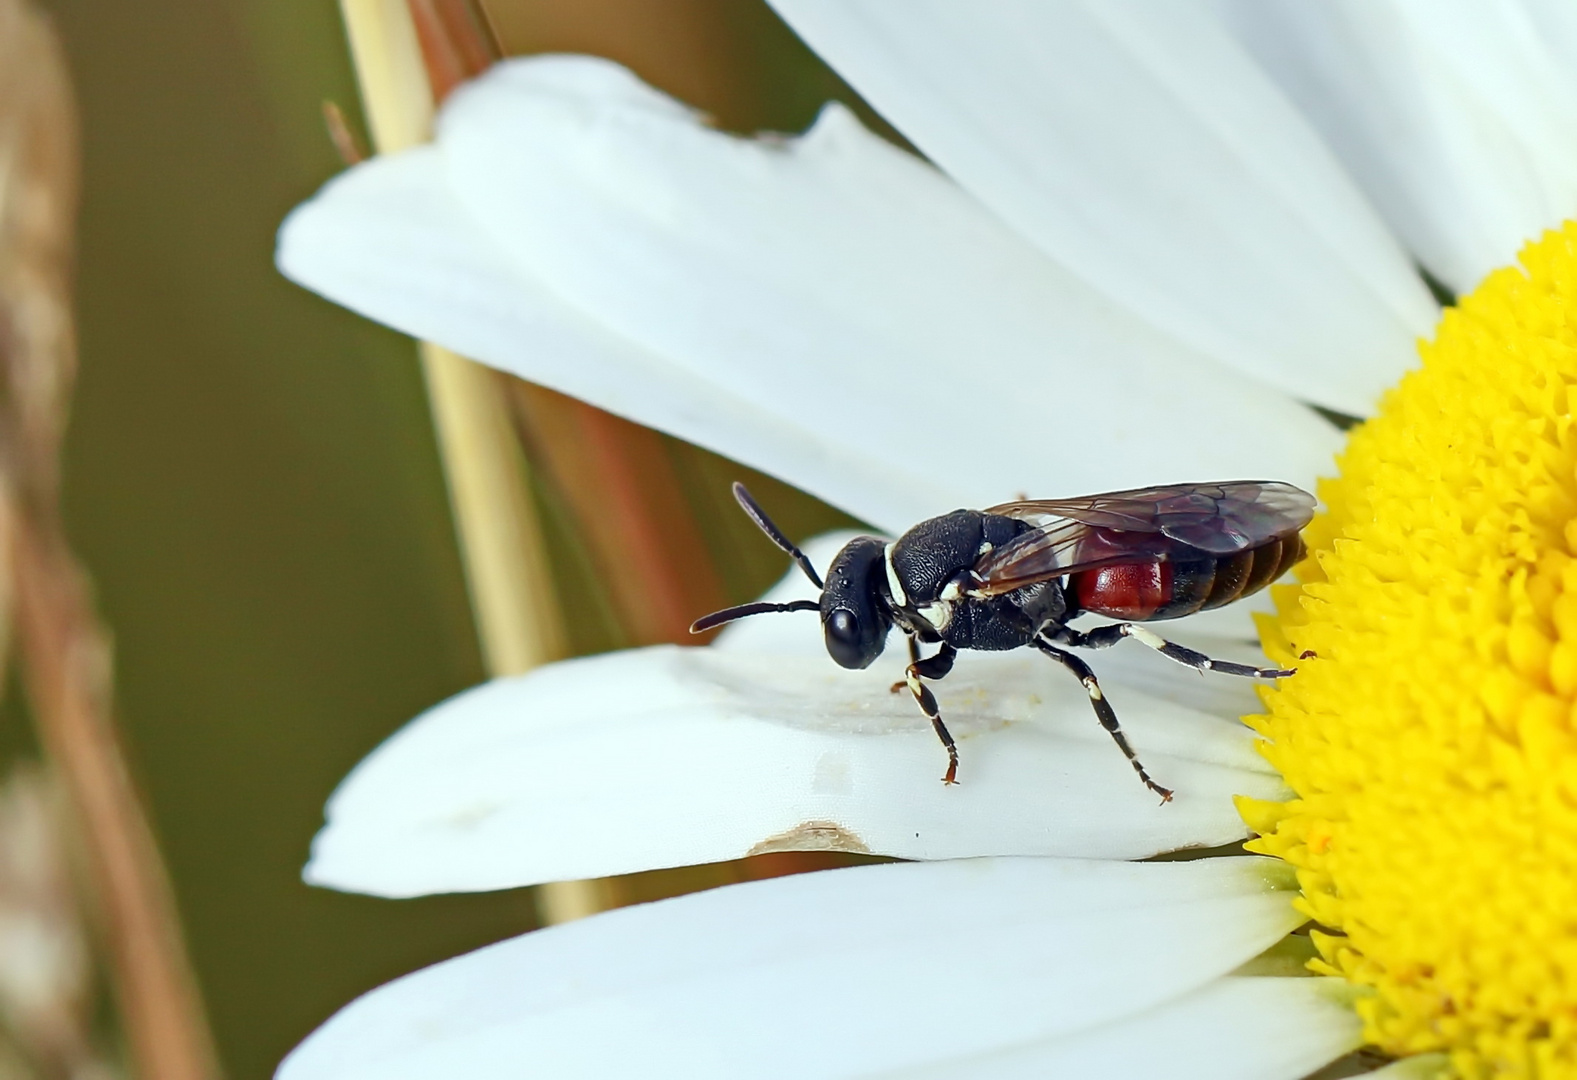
[1241,223,1577,1080]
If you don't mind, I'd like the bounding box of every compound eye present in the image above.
[824,608,870,669]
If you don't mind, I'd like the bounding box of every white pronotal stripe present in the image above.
[305,645,1285,897]
[769,0,1435,415]
[883,542,908,606]
[1216,0,1577,295]
[277,857,1305,1080]
[874,975,1361,1080]
[428,57,1339,529]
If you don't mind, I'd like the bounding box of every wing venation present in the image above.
[974,481,1314,596]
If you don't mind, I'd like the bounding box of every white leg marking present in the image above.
[1127,625,1168,651]
[918,600,953,631]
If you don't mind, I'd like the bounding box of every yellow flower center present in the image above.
[1239,223,1577,1080]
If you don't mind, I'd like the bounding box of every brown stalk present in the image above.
[0,765,115,1077]
[467,0,857,880]
[401,0,854,911]
[341,0,599,918]
[509,388,729,644]
[407,0,730,647]
[9,524,219,1080]
[321,101,367,165]
[0,2,219,1078]
[341,0,570,680]
[407,0,499,97]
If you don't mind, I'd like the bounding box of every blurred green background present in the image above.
[32,1,866,1076]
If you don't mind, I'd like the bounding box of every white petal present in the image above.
[1218,0,1577,294]
[770,0,1436,415]
[278,856,1303,1080]
[1361,1055,1452,1079]
[878,975,1360,1080]
[307,646,1284,896]
[283,57,1341,534]
[1526,0,1577,101]
[276,151,926,531]
[442,57,1342,515]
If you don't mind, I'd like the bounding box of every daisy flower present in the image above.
[273,3,1577,1077]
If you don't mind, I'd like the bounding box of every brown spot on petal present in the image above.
[747,820,870,857]
[441,802,502,830]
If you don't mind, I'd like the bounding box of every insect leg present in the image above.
[1056,623,1293,679]
[899,638,961,785]
[890,635,957,688]
[913,641,957,680]
[889,633,922,693]
[1033,637,1173,803]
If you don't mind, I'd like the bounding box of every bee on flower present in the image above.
[276,3,1577,1078]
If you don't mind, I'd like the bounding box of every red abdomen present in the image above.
[1074,561,1172,619]
[1071,535,1305,622]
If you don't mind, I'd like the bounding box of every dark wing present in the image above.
[974,481,1314,596]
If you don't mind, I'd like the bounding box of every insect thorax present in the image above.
[890,511,1065,651]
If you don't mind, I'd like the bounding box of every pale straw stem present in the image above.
[337,0,603,920]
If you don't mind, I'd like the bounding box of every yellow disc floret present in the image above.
[1241,223,1577,1080]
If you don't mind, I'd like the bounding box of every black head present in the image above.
[818,536,892,669]
[689,484,891,669]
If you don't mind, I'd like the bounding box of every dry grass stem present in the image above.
[508,385,728,645]
[344,0,790,925]
[403,0,731,646]
[0,2,220,1077]
[339,0,569,674]
[0,765,118,1080]
[338,0,597,920]
[320,101,367,166]
[419,343,567,671]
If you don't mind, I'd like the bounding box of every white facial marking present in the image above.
[918,600,953,631]
[883,543,909,607]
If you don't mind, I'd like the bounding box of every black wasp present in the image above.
[691,481,1314,801]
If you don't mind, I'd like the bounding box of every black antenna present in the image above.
[688,484,827,635]
[690,599,819,634]
[731,482,824,589]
